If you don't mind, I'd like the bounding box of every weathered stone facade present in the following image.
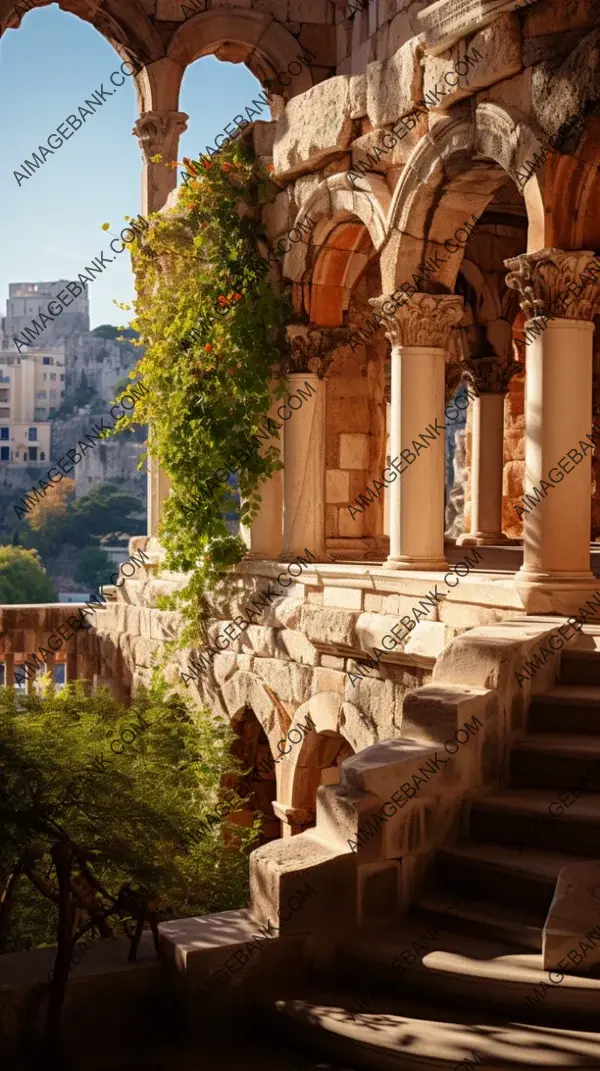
[4,0,600,1063]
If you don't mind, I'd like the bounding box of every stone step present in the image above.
[528,686,600,735]
[510,734,600,790]
[561,651,600,687]
[433,841,583,913]
[265,984,600,1070]
[412,890,544,951]
[467,789,600,857]
[338,922,600,1024]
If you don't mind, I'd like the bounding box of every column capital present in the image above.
[371,293,464,349]
[284,324,350,377]
[504,248,600,323]
[132,110,189,164]
[464,355,522,395]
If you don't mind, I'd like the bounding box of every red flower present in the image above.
[204,343,213,353]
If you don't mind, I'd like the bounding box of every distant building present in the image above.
[1,280,89,349]
[0,347,66,467]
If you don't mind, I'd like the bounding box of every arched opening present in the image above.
[226,704,279,845]
[290,727,355,835]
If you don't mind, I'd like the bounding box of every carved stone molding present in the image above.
[132,110,189,164]
[464,354,523,395]
[284,325,350,377]
[371,293,464,349]
[504,248,600,325]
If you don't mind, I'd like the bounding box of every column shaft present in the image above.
[461,393,506,545]
[282,374,326,560]
[241,391,283,559]
[519,319,594,581]
[388,345,447,569]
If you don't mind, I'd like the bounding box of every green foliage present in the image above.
[53,371,97,418]
[92,325,139,342]
[73,546,113,591]
[108,141,291,645]
[68,482,145,544]
[0,674,259,954]
[0,546,58,604]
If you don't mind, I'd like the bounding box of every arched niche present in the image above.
[226,704,279,844]
[280,692,377,835]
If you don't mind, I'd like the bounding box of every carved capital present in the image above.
[371,293,464,349]
[284,325,350,377]
[504,248,600,324]
[132,111,189,164]
[464,355,522,395]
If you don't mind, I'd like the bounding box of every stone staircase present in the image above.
[266,647,600,1069]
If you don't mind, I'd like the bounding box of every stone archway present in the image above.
[278,692,378,837]
[226,704,279,844]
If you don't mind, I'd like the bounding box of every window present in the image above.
[43,373,47,381]
[60,374,65,381]
[0,390,9,403]
[0,447,9,461]
[50,390,57,399]
[28,427,37,441]
[50,373,56,381]
[37,391,46,400]
[0,428,8,440]
[28,447,38,461]
[43,357,50,365]
[0,408,9,417]
[40,451,45,460]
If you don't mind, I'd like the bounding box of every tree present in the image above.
[68,483,145,543]
[0,676,259,1060]
[23,479,76,561]
[0,546,58,604]
[74,546,112,592]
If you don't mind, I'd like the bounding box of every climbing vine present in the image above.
[110,141,291,644]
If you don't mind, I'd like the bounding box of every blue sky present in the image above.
[0,4,261,328]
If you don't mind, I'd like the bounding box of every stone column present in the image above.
[505,249,600,596]
[375,293,464,570]
[459,356,521,546]
[280,327,346,562]
[241,387,283,559]
[133,109,188,538]
[282,372,326,561]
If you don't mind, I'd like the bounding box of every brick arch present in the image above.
[382,104,547,294]
[220,669,287,759]
[285,173,390,324]
[168,9,313,98]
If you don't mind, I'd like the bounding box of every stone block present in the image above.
[340,737,459,799]
[277,629,320,665]
[262,189,292,242]
[301,604,358,649]
[339,505,365,538]
[237,625,278,658]
[327,469,351,502]
[357,860,401,926]
[339,432,370,469]
[321,654,346,670]
[323,586,363,610]
[314,783,382,856]
[252,120,276,157]
[250,657,293,702]
[367,37,423,127]
[401,684,491,747]
[249,833,357,937]
[290,663,314,704]
[312,667,346,695]
[355,612,407,656]
[211,653,238,685]
[543,861,600,975]
[273,75,354,176]
[423,13,522,110]
[349,72,367,117]
[261,597,304,631]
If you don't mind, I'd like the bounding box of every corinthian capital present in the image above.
[371,293,464,348]
[504,248,600,323]
[132,111,189,164]
[284,325,349,377]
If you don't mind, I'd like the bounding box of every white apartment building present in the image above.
[0,348,65,465]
